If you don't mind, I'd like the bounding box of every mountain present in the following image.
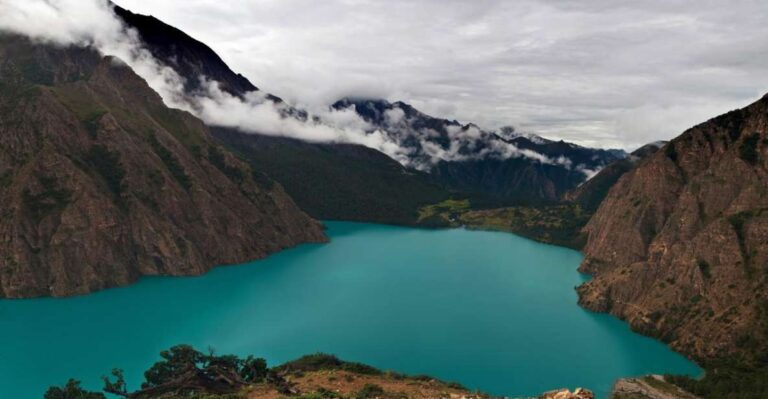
[211,127,451,224]
[113,6,625,207]
[112,4,263,99]
[564,141,666,212]
[333,98,626,203]
[577,94,768,366]
[0,34,325,298]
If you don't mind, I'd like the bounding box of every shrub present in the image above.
[667,361,768,399]
[86,145,125,196]
[23,176,72,221]
[698,259,712,279]
[44,379,105,399]
[149,135,192,191]
[208,145,245,184]
[82,111,106,139]
[739,133,761,165]
[665,143,678,162]
[277,353,381,376]
[355,383,384,399]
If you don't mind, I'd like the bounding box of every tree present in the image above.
[44,379,105,399]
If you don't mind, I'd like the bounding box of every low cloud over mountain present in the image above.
[1,0,615,177]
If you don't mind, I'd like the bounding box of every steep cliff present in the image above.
[0,35,325,298]
[577,94,768,363]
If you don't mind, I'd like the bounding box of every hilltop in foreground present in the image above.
[45,345,601,399]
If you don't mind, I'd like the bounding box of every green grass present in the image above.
[465,204,590,249]
[417,199,470,222]
[51,85,107,127]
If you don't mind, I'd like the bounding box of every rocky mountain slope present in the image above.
[577,94,768,364]
[0,34,325,298]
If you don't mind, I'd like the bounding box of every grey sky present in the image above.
[114,0,768,149]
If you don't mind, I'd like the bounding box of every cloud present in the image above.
[110,0,768,150]
[0,0,417,164]
[0,0,592,172]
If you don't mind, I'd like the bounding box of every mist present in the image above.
[0,0,581,172]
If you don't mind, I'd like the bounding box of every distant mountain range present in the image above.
[113,4,625,207]
[333,97,625,202]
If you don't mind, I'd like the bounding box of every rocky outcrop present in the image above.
[539,387,594,399]
[612,376,700,399]
[0,35,326,298]
[577,94,768,363]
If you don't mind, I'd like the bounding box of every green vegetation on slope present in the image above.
[86,144,126,197]
[416,199,590,249]
[666,363,768,399]
[148,134,192,191]
[417,199,470,225]
[213,128,451,225]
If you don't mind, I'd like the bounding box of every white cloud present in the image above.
[0,0,613,173]
[110,0,768,150]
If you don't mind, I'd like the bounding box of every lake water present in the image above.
[0,222,700,398]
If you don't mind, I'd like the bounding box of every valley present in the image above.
[0,1,766,398]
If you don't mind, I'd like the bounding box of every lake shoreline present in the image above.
[0,222,700,398]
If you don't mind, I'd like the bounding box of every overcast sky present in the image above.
[113,0,768,149]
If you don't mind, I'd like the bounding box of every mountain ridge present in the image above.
[578,93,768,365]
[0,34,325,298]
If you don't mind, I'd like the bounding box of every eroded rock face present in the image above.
[0,35,326,298]
[578,94,768,362]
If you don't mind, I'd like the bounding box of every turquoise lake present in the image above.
[0,222,700,398]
